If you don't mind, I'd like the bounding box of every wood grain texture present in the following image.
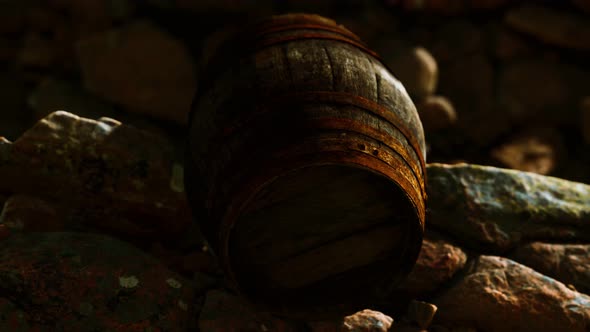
[186,13,427,313]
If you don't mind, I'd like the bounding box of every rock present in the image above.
[433,256,590,332]
[198,289,296,332]
[311,309,394,332]
[427,163,590,252]
[0,111,192,240]
[430,20,483,63]
[407,300,437,329]
[77,20,197,125]
[0,72,31,141]
[342,309,394,332]
[490,127,565,175]
[416,95,457,131]
[438,55,508,144]
[0,194,63,232]
[386,46,438,100]
[511,242,590,294]
[505,5,590,52]
[581,97,590,144]
[498,59,588,125]
[0,232,198,331]
[399,235,467,295]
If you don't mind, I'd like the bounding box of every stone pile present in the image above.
[0,1,590,331]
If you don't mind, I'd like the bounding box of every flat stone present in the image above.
[77,20,196,125]
[432,256,590,332]
[0,111,192,239]
[0,232,198,331]
[427,163,590,252]
[505,5,590,51]
[399,235,467,295]
[511,242,590,295]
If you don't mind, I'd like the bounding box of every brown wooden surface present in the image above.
[186,13,427,313]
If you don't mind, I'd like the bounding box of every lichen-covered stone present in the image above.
[0,232,198,331]
[427,163,590,252]
[511,242,590,294]
[398,234,467,295]
[432,256,590,332]
[0,111,192,239]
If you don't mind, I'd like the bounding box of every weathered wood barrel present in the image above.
[186,13,427,313]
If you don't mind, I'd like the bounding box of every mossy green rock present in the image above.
[426,163,590,252]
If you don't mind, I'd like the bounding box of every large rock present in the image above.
[0,111,192,240]
[432,256,590,332]
[511,242,590,294]
[77,20,196,125]
[427,163,590,252]
[498,59,589,125]
[398,234,467,295]
[505,5,590,52]
[0,232,198,331]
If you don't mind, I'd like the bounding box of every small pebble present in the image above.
[407,300,438,329]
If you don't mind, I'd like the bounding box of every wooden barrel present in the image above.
[186,13,427,314]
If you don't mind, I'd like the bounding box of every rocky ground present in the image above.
[1,0,590,331]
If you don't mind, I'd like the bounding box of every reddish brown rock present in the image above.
[399,235,467,295]
[77,20,197,125]
[387,46,438,100]
[433,255,590,332]
[0,111,192,240]
[511,242,590,294]
[581,97,590,144]
[490,127,565,175]
[342,309,394,332]
[506,5,590,51]
[416,95,457,131]
[198,289,296,332]
[310,309,394,332]
[0,232,198,331]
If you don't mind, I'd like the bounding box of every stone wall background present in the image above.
[1,0,590,183]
